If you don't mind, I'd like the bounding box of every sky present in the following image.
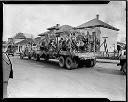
[3,1,126,43]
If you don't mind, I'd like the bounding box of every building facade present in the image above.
[7,32,35,54]
[76,14,119,54]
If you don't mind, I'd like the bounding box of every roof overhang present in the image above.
[38,33,48,36]
[74,25,119,31]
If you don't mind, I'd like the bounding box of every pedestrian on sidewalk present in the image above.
[2,52,13,98]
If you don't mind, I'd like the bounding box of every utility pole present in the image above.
[70,31,72,52]
[102,37,108,57]
[113,44,116,58]
[87,31,90,52]
[31,34,32,50]
[93,32,96,52]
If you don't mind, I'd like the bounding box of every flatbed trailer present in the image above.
[20,25,98,69]
[28,40,96,70]
[32,49,96,70]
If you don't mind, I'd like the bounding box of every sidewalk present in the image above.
[96,59,119,64]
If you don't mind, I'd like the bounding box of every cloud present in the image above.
[97,1,126,42]
[3,2,126,43]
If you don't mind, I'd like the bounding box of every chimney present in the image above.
[96,14,99,20]
[8,38,13,42]
[8,38,14,44]
[56,24,60,27]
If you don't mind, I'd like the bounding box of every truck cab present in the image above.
[58,46,96,69]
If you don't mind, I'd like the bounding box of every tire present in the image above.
[65,57,73,70]
[85,60,90,67]
[122,62,126,75]
[28,54,31,59]
[73,59,78,69]
[86,59,96,67]
[59,56,65,68]
[90,59,96,67]
[34,54,40,61]
[44,54,49,61]
[78,61,83,68]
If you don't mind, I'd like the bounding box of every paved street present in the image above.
[7,55,126,101]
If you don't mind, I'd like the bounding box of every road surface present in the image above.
[7,56,126,101]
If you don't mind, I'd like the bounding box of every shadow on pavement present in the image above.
[21,58,61,70]
[19,57,90,70]
[37,59,89,70]
[96,68,125,75]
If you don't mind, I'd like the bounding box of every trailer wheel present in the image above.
[73,59,78,69]
[78,62,83,68]
[33,53,36,60]
[59,56,65,68]
[28,53,31,59]
[65,57,73,70]
[34,54,40,61]
[90,59,96,67]
[86,60,92,67]
[86,59,96,67]
[44,55,49,61]
[122,62,126,75]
